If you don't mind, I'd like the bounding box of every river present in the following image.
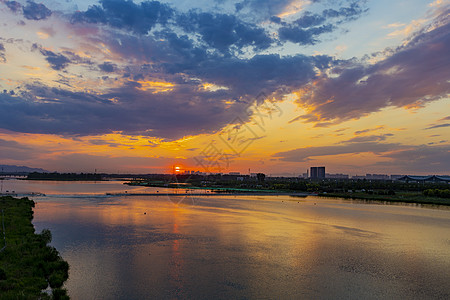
[2,179,450,299]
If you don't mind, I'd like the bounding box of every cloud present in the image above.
[4,1,22,13]
[278,23,334,45]
[235,0,300,18]
[340,134,393,143]
[41,153,172,173]
[425,123,450,130]
[273,142,403,162]
[0,81,251,139]
[176,11,272,53]
[22,1,52,21]
[274,141,450,174]
[182,54,330,97]
[0,13,330,140]
[0,138,36,160]
[71,0,174,35]
[102,29,328,94]
[69,0,365,53]
[0,43,5,63]
[39,49,71,70]
[0,14,330,140]
[0,0,443,147]
[278,1,368,45]
[296,14,450,125]
[377,144,450,173]
[354,126,384,135]
[322,2,368,20]
[30,43,92,70]
[98,61,117,72]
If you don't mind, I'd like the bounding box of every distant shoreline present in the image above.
[318,192,450,206]
[105,191,310,197]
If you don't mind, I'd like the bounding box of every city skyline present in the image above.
[0,0,449,175]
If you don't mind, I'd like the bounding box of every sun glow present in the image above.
[136,80,175,93]
[173,165,183,174]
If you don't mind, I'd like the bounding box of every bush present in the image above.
[423,189,450,198]
[49,271,67,289]
[53,288,70,300]
[0,268,6,280]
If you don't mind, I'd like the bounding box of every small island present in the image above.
[0,196,69,299]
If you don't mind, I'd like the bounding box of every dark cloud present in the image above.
[39,49,71,70]
[354,126,384,135]
[291,13,326,28]
[425,123,450,130]
[0,43,5,63]
[177,11,272,53]
[0,16,333,140]
[0,81,249,139]
[340,134,393,143]
[322,1,368,21]
[278,24,334,45]
[4,1,22,12]
[31,44,91,70]
[102,30,330,97]
[72,1,273,53]
[69,0,365,53]
[296,16,450,125]
[98,61,117,72]
[278,1,367,45]
[180,54,330,97]
[71,0,174,35]
[22,1,52,21]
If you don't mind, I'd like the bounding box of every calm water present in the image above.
[4,180,450,299]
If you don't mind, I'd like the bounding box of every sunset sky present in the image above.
[0,0,449,175]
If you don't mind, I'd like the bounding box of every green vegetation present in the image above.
[423,189,450,198]
[0,196,69,299]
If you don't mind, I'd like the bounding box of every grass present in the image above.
[0,196,69,299]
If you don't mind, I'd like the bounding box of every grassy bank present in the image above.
[0,196,69,299]
[318,192,450,206]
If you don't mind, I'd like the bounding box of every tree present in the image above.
[256,173,265,182]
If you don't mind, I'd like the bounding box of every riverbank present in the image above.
[319,192,450,206]
[0,196,69,299]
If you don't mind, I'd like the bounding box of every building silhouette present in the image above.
[310,167,325,179]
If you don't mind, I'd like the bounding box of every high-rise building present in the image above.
[310,166,325,179]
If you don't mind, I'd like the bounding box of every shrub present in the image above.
[0,268,6,280]
[53,288,70,300]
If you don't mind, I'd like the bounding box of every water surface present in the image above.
[6,180,450,299]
